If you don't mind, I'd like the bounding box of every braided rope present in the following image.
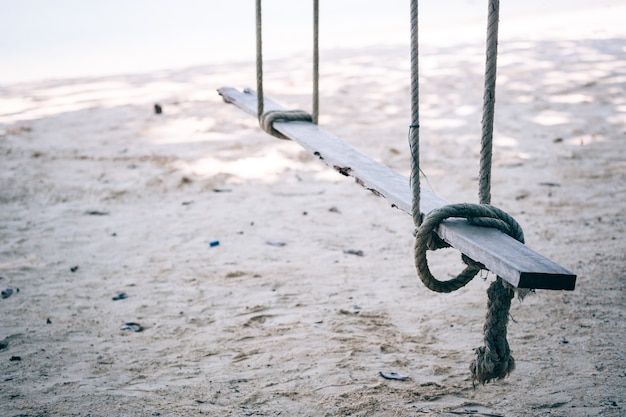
[255,0,264,121]
[312,0,319,125]
[260,109,313,140]
[471,0,521,384]
[409,0,421,228]
[414,203,524,293]
[470,277,516,384]
[479,0,500,205]
[409,0,524,383]
[255,0,318,140]
[414,203,523,384]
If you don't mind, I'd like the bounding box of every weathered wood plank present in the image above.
[218,87,576,291]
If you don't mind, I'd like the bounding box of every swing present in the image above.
[219,0,576,383]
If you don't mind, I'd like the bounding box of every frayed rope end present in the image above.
[470,346,515,385]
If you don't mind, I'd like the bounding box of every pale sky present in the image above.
[0,0,623,83]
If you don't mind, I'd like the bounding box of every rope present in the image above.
[313,0,319,125]
[255,0,264,121]
[409,0,524,383]
[409,0,421,228]
[479,0,500,205]
[255,0,318,140]
[260,109,313,139]
[414,203,524,293]
[470,277,516,384]
[471,0,522,384]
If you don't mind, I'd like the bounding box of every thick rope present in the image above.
[470,277,516,384]
[414,202,524,384]
[255,0,318,140]
[255,0,264,121]
[409,0,524,383]
[479,0,500,205]
[409,0,421,228]
[470,0,520,384]
[260,109,313,139]
[414,203,524,293]
[312,0,319,125]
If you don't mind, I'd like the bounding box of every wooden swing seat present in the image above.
[218,86,576,291]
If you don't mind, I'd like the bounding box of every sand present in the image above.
[1,5,625,417]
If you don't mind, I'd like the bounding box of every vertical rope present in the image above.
[409,0,521,384]
[312,0,319,124]
[255,0,316,138]
[479,0,500,205]
[471,0,520,384]
[255,0,264,120]
[409,0,421,227]
[470,277,516,384]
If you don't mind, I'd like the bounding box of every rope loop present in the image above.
[414,203,524,293]
[259,110,313,140]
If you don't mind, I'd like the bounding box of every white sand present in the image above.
[1,4,625,416]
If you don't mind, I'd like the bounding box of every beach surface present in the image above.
[1,2,625,416]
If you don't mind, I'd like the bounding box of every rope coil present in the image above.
[259,109,313,140]
[414,203,524,294]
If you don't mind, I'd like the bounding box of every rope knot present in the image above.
[259,110,313,140]
[414,203,523,293]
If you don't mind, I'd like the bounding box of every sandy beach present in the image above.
[1,2,625,416]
